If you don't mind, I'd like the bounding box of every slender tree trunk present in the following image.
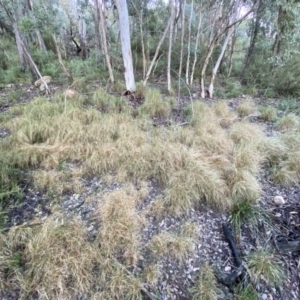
[78,15,88,59]
[115,0,136,92]
[200,6,254,98]
[208,31,232,98]
[167,0,176,93]
[190,3,202,85]
[99,0,114,83]
[52,34,73,83]
[227,29,237,77]
[35,29,47,51]
[12,20,27,72]
[185,0,193,85]
[94,0,101,64]
[130,0,147,79]
[143,14,172,86]
[242,0,263,82]
[139,13,147,79]
[178,0,186,90]
[208,1,240,98]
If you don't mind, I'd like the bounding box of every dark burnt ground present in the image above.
[0,83,300,300]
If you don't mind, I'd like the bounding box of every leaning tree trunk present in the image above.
[115,0,136,92]
[190,3,203,85]
[143,15,172,86]
[208,30,232,98]
[99,0,114,83]
[12,20,27,72]
[52,34,73,83]
[200,5,254,98]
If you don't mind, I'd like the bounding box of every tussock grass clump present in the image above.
[164,159,230,214]
[33,169,83,194]
[275,113,300,133]
[272,149,300,185]
[189,101,214,127]
[149,222,198,262]
[213,101,237,128]
[229,170,261,202]
[91,88,130,113]
[247,249,285,288]
[271,133,300,185]
[10,105,25,116]
[237,99,256,117]
[229,122,264,145]
[113,80,126,93]
[260,106,277,122]
[231,201,262,236]
[234,284,258,300]
[96,187,146,267]
[135,81,147,98]
[140,89,171,118]
[191,262,223,300]
[0,216,99,298]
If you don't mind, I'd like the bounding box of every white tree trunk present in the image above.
[115,0,136,92]
[178,0,186,90]
[167,0,176,92]
[208,32,231,98]
[190,3,202,85]
[99,0,114,83]
[208,1,240,98]
[185,0,193,85]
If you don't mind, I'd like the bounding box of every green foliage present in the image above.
[234,284,258,300]
[139,89,171,118]
[276,98,300,115]
[247,249,285,288]
[8,90,24,103]
[273,56,300,96]
[91,88,130,113]
[231,201,262,236]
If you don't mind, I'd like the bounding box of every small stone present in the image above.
[224,266,231,272]
[274,196,285,206]
[87,225,94,231]
[261,293,268,300]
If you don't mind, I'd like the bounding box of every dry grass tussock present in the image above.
[0,93,280,214]
[275,113,300,133]
[190,262,223,300]
[0,210,150,299]
[237,99,257,117]
[149,222,199,262]
[95,186,147,267]
[0,215,99,298]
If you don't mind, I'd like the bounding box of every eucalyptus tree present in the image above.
[115,0,136,92]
